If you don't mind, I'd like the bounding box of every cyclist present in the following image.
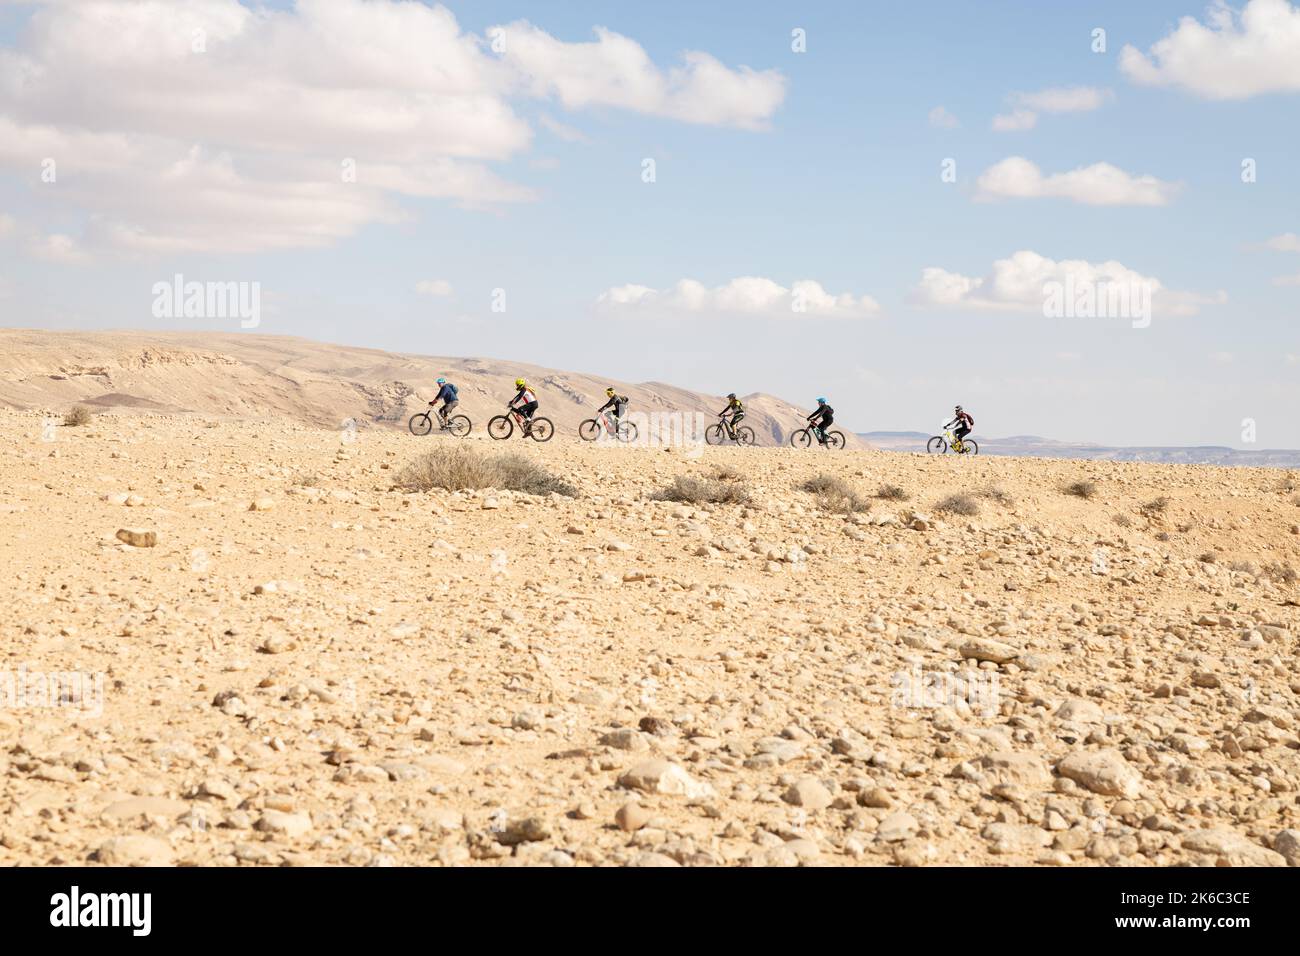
[946,405,974,449]
[807,397,834,446]
[596,386,628,433]
[509,378,538,427]
[428,377,459,426]
[717,393,745,438]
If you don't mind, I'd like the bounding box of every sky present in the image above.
[1,0,1298,446]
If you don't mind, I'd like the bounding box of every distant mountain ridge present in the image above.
[860,431,1300,468]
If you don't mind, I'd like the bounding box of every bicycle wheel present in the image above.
[529,417,554,442]
[618,421,638,443]
[705,424,725,446]
[408,412,433,437]
[488,415,513,440]
[447,415,472,438]
[926,436,947,454]
[826,430,846,449]
[790,428,812,448]
[735,426,756,446]
[962,439,979,456]
[578,419,601,441]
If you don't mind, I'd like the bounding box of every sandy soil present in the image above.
[2,409,1298,867]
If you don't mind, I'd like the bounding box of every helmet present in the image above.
[816,397,827,405]
[955,405,962,412]
[515,379,526,388]
[436,377,446,385]
[605,386,615,396]
[727,393,736,400]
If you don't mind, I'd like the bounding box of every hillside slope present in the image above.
[0,329,858,447]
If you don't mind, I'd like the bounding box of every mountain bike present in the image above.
[579,409,638,443]
[408,405,471,437]
[927,428,978,455]
[705,415,755,446]
[488,407,554,442]
[790,424,845,448]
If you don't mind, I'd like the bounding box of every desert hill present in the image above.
[0,329,856,447]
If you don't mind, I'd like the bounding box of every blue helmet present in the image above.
[436,377,446,385]
[816,397,827,404]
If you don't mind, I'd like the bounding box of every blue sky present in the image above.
[1,0,1298,445]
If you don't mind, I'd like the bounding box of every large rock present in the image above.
[95,835,174,867]
[1181,828,1286,867]
[1056,749,1142,798]
[977,752,1052,789]
[115,528,157,548]
[617,760,714,799]
[959,639,1018,664]
[1272,829,1300,867]
[1055,699,1104,723]
[782,778,833,810]
[876,811,918,842]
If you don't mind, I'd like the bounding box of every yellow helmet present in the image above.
[515,378,526,388]
[605,386,615,396]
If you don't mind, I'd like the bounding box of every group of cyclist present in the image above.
[427,376,973,449]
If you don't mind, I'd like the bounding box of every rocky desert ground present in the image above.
[2,407,1299,868]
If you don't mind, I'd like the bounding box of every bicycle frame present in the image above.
[505,406,539,434]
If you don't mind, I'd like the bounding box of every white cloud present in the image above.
[493,22,786,130]
[0,212,14,237]
[415,279,453,296]
[928,105,960,129]
[1120,0,1300,99]
[992,86,1110,131]
[1210,351,1235,363]
[1254,232,1300,284]
[1263,232,1300,252]
[975,157,1179,206]
[909,249,1224,317]
[28,232,86,263]
[991,109,1037,131]
[597,277,880,318]
[538,113,590,143]
[0,1,783,256]
[1015,86,1111,113]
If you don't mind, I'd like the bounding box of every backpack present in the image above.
[444,383,458,400]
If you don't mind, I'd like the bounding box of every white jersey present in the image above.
[514,388,537,405]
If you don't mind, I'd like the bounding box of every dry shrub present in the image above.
[801,474,870,515]
[396,444,577,497]
[63,405,93,426]
[1263,562,1298,584]
[1063,480,1098,499]
[936,493,980,516]
[875,484,908,501]
[977,485,1014,506]
[656,475,750,505]
[1140,496,1171,516]
[1112,513,1132,528]
[711,464,744,482]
